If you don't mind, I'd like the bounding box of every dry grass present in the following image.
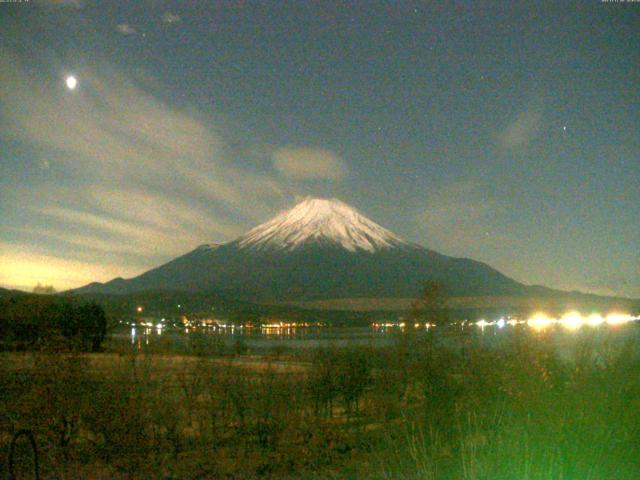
[2,329,640,478]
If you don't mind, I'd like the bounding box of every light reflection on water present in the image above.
[121,325,394,352]
[118,313,640,354]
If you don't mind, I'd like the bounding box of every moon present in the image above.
[65,75,78,90]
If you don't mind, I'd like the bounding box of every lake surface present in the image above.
[108,318,640,358]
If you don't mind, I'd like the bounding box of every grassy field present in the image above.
[2,328,640,479]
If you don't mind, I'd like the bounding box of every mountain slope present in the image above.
[74,197,535,300]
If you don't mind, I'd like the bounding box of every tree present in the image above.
[336,348,372,415]
[33,283,57,295]
[410,281,449,328]
[77,303,107,352]
[308,348,339,417]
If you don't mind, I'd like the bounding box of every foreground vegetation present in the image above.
[0,295,107,352]
[2,325,640,479]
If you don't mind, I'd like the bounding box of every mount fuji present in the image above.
[74,197,535,301]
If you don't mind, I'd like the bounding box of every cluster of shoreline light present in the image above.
[525,312,639,331]
[128,319,325,337]
[261,321,314,329]
[474,312,640,332]
[372,312,640,332]
[372,322,435,329]
[261,322,325,335]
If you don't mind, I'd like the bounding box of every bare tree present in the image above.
[410,281,449,328]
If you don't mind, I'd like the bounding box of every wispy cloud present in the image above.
[272,147,348,181]
[499,101,543,150]
[0,49,289,289]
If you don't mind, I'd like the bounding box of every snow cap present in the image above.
[237,197,407,252]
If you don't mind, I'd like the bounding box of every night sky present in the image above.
[1,1,638,297]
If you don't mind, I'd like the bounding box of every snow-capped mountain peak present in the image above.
[237,197,408,252]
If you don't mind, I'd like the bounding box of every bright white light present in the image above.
[497,318,506,329]
[476,319,492,328]
[586,313,605,327]
[524,311,638,330]
[527,313,555,331]
[65,75,77,90]
[606,313,634,326]
[559,311,582,331]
